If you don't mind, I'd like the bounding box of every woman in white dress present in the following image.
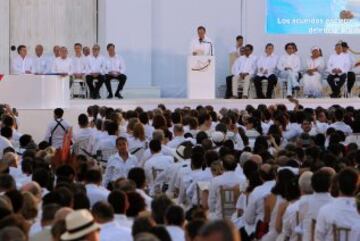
[302,47,325,98]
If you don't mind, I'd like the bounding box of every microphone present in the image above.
[202,40,214,56]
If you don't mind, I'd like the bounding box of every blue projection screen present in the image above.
[267,0,360,34]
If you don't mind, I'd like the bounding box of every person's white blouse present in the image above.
[305,56,325,73]
[189,36,214,56]
[256,54,279,77]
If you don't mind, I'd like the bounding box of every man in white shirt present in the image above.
[341,42,356,94]
[0,127,13,159]
[316,168,360,241]
[52,47,72,76]
[107,190,133,229]
[144,139,174,193]
[277,42,301,98]
[92,202,132,241]
[103,137,138,187]
[128,167,153,210]
[32,44,49,75]
[167,124,185,149]
[327,43,350,98]
[85,169,110,207]
[231,44,257,99]
[190,26,214,56]
[165,205,186,241]
[86,44,106,99]
[208,154,247,219]
[329,108,353,135]
[11,45,33,74]
[105,43,127,99]
[254,43,278,99]
[72,114,94,155]
[71,43,87,81]
[44,108,71,149]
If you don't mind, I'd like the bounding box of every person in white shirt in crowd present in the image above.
[254,43,279,99]
[103,137,138,187]
[127,120,148,156]
[144,139,174,194]
[314,108,330,134]
[11,45,33,74]
[86,44,106,99]
[29,203,60,241]
[52,47,72,76]
[329,108,353,135]
[208,154,247,219]
[327,43,351,98]
[302,46,326,98]
[190,26,214,56]
[92,121,118,159]
[107,190,133,229]
[316,168,360,241]
[92,202,132,241]
[104,43,127,99]
[243,164,275,239]
[72,114,94,155]
[278,42,301,98]
[128,167,152,210]
[71,43,87,81]
[350,193,360,241]
[165,205,186,241]
[85,169,110,208]
[231,44,257,99]
[139,112,154,140]
[341,42,357,94]
[1,114,22,146]
[32,44,49,75]
[167,124,185,149]
[44,108,71,149]
[300,169,334,241]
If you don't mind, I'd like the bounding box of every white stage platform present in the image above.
[14,97,360,143]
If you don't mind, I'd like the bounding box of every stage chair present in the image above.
[220,185,240,219]
[152,167,164,195]
[228,52,238,74]
[71,78,88,99]
[332,224,351,241]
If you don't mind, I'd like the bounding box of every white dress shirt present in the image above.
[144,153,174,187]
[305,56,325,73]
[277,53,301,72]
[103,153,138,186]
[44,118,71,149]
[256,54,279,77]
[301,192,334,241]
[0,136,12,159]
[86,55,106,75]
[190,36,214,56]
[85,183,110,207]
[244,180,276,226]
[350,223,360,241]
[105,55,126,74]
[71,55,87,75]
[11,55,33,74]
[163,159,190,197]
[282,200,300,241]
[114,214,133,229]
[329,121,353,135]
[32,55,49,74]
[316,197,360,241]
[72,127,94,143]
[327,53,351,74]
[166,226,185,241]
[93,134,117,155]
[232,55,257,76]
[99,221,132,241]
[167,136,185,149]
[140,144,174,166]
[208,171,247,219]
[52,57,72,75]
[185,168,213,205]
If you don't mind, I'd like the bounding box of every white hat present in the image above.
[311,46,320,52]
[61,209,100,241]
[211,131,225,144]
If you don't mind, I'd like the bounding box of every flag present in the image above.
[0,74,3,81]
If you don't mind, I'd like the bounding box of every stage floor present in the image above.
[16,97,360,143]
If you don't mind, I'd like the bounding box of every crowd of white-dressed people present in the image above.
[0,100,359,241]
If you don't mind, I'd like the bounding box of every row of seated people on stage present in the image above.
[225,41,360,99]
[11,43,127,99]
[0,101,359,241]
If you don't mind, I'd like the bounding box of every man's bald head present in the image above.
[54,207,74,222]
[250,154,263,165]
[21,181,42,201]
[259,164,275,181]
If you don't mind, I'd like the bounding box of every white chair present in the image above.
[152,167,164,195]
[332,224,351,241]
[219,185,240,219]
[71,78,88,98]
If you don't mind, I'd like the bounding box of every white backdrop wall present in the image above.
[243,0,360,66]
[100,0,243,97]
[0,0,10,74]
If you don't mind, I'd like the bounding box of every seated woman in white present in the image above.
[302,47,325,98]
[277,43,301,98]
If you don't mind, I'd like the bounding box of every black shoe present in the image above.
[107,95,113,99]
[115,93,123,99]
[96,94,101,99]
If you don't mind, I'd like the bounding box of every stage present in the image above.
[15,97,360,143]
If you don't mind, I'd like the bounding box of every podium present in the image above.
[0,75,70,109]
[187,56,215,99]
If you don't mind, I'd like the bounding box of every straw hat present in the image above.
[61,209,100,241]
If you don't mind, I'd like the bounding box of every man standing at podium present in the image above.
[11,45,33,74]
[190,26,214,56]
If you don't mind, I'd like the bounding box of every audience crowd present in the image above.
[0,100,359,241]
